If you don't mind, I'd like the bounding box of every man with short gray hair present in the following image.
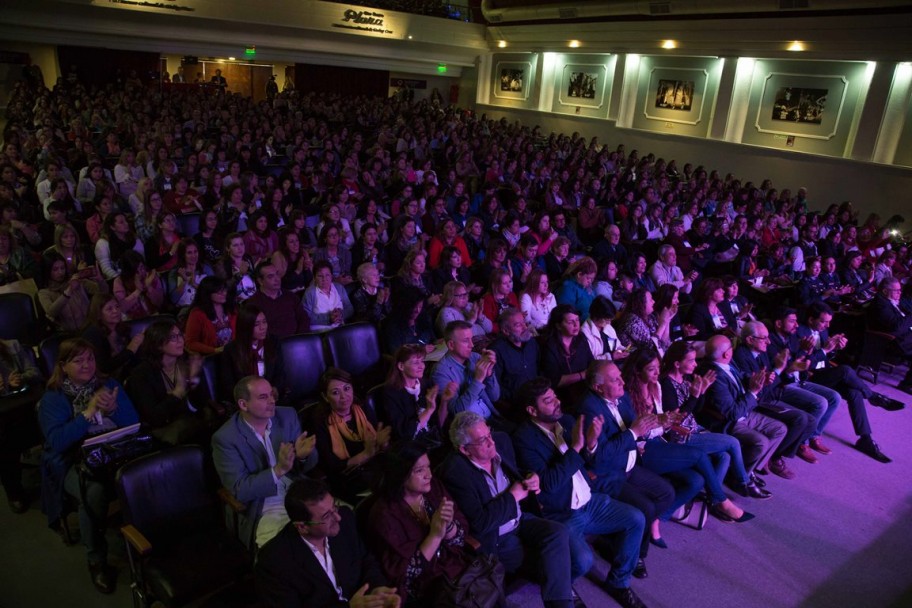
[649,244,695,294]
[438,412,578,608]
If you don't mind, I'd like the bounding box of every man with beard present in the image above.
[490,308,540,416]
[512,377,648,608]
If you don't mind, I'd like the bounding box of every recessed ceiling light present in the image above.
[569,40,581,48]
[787,41,805,52]
[228,56,236,61]
[407,35,413,40]
[661,40,677,50]
[498,40,507,48]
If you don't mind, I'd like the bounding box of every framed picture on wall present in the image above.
[558,63,608,109]
[755,72,848,139]
[494,61,532,100]
[643,67,708,125]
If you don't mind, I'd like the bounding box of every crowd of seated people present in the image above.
[1,68,910,607]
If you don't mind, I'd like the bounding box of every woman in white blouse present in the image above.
[581,295,627,362]
[302,260,354,332]
[519,268,557,332]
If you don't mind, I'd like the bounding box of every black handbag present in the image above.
[435,554,506,608]
[81,431,163,478]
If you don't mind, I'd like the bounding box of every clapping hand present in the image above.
[748,370,767,393]
[585,415,604,451]
[350,584,401,608]
[294,432,316,459]
[274,442,296,477]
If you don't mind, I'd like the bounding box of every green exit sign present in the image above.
[437,64,447,73]
[245,46,256,57]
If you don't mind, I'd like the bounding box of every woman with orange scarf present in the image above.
[308,367,391,504]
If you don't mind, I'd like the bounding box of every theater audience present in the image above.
[6,72,910,606]
[184,276,236,354]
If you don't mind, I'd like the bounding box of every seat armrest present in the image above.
[218,487,246,513]
[121,524,152,556]
[865,330,897,342]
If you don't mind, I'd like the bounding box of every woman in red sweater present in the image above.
[184,276,237,354]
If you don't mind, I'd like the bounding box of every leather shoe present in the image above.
[797,444,818,464]
[809,437,832,454]
[604,585,649,608]
[754,466,769,477]
[632,558,648,579]
[855,437,892,463]
[88,562,116,594]
[869,392,905,411]
[649,536,668,549]
[750,472,767,487]
[709,504,756,523]
[769,458,796,480]
[734,481,772,500]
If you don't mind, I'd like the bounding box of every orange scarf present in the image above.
[327,405,377,461]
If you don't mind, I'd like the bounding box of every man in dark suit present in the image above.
[577,361,674,582]
[212,376,319,549]
[796,302,891,462]
[437,411,577,608]
[702,335,787,480]
[490,308,540,412]
[256,478,400,608]
[512,378,649,608]
[592,224,628,270]
[867,278,912,394]
[733,321,818,476]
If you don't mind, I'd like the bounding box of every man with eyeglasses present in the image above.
[212,376,318,550]
[734,319,821,475]
[703,335,788,480]
[868,278,912,395]
[256,477,400,608]
[438,411,577,608]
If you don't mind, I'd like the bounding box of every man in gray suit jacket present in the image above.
[212,375,318,548]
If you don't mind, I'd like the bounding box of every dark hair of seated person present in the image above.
[375,440,430,500]
[589,295,617,322]
[284,477,331,523]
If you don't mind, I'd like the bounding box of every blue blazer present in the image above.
[796,324,830,370]
[576,389,638,497]
[512,416,590,518]
[211,406,319,548]
[702,361,758,432]
[436,432,526,555]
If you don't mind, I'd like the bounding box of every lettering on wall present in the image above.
[334,9,393,35]
[106,0,194,12]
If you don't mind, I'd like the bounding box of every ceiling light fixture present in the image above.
[569,40,581,48]
[661,40,677,50]
[787,41,805,52]
[498,40,507,48]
